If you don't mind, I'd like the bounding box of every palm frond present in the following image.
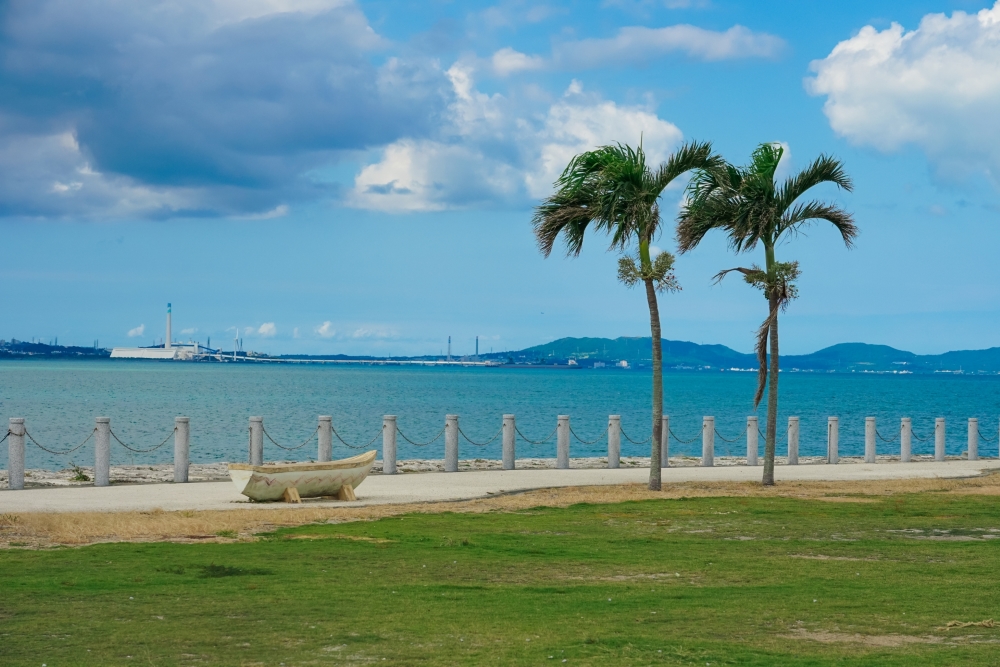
[778,201,857,248]
[777,154,852,213]
[753,307,776,409]
[676,160,740,253]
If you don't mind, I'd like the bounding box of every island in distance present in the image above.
[3,336,1000,375]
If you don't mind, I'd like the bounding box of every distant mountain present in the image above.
[487,337,1000,374]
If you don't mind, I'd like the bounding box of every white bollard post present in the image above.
[661,415,670,468]
[747,416,758,466]
[445,414,459,472]
[249,416,263,466]
[174,417,189,483]
[901,418,912,462]
[318,416,332,462]
[8,418,25,490]
[502,414,516,470]
[935,418,945,461]
[827,417,839,464]
[865,417,876,464]
[382,416,397,474]
[788,417,799,465]
[556,415,570,469]
[95,417,111,487]
[701,416,714,467]
[968,418,978,461]
[608,415,621,469]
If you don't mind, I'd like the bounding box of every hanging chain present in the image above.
[332,424,384,450]
[875,427,898,443]
[515,425,558,445]
[669,427,700,445]
[714,426,748,443]
[0,430,8,446]
[396,426,445,447]
[911,430,929,442]
[569,424,609,445]
[978,428,998,443]
[622,429,652,445]
[262,425,318,451]
[23,428,95,456]
[110,427,176,453]
[459,425,504,447]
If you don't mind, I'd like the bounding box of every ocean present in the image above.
[2,359,999,470]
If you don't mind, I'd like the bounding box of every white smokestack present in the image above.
[165,303,172,349]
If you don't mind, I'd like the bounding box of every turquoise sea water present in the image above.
[2,359,999,470]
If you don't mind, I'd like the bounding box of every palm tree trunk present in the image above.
[763,293,779,486]
[640,241,663,491]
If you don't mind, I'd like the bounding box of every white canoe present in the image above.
[227,450,376,502]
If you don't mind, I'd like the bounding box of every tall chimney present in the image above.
[475,335,479,359]
[165,303,172,349]
[447,336,451,361]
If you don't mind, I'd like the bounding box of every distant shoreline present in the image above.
[4,335,1000,374]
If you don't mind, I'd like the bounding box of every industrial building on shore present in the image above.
[110,304,203,360]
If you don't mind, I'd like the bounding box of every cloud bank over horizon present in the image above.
[0,0,787,220]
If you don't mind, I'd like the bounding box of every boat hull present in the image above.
[227,451,376,502]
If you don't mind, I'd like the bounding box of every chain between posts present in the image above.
[0,430,8,446]
[396,426,445,447]
[459,426,503,447]
[111,427,177,454]
[262,425,318,451]
[876,427,899,443]
[978,428,998,443]
[515,425,558,445]
[622,429,651,445]
[23,428,95,456]
[569,424,609,445]
[911,430,929,442]
[714,426,748,443]
[332,424,384,450]
[669,427,700,445]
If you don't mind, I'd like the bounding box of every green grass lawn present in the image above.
[2,492,1000,665]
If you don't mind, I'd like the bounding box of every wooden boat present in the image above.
[227,450,376,502]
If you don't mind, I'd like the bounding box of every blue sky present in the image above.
[2,0,999,356]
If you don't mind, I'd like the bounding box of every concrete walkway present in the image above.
[2,459,998,513]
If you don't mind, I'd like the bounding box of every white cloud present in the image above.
[806,2,1000,180]
[235,205,289,220]
[526,82,683,198]
[553,24,784,68]
[293,327,301,338]
[180,328,197,335]
[352,327,397,339]
[257,322,277,337]
[0,0,442,219]
[0,130,201,218]
[351,71,682,211]
[315,321,337,338]
[127,324,145,337]
[492,48,545,76]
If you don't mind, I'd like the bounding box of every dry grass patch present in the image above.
[783,628,942,647]
[4,470,999,546]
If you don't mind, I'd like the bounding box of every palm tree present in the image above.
[677,143,856,485]
[532,141,719,490]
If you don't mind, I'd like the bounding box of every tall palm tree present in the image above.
[677,143,856,486]
[532,141,719,491]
